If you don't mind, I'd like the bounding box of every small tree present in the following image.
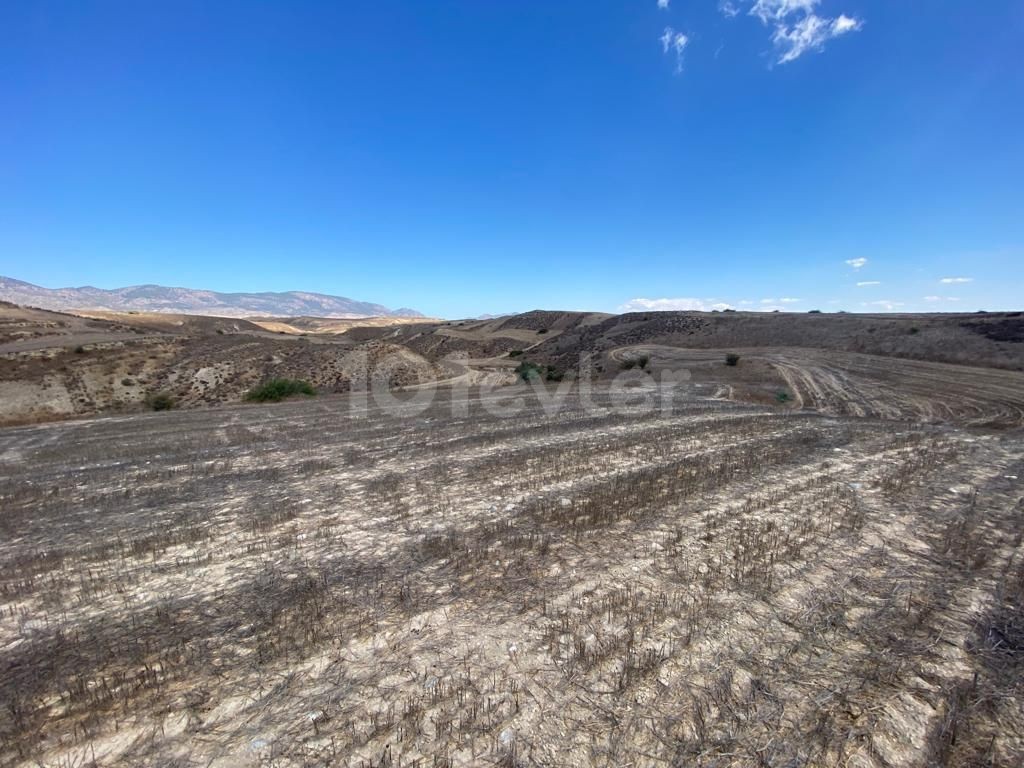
[725,353,740,367]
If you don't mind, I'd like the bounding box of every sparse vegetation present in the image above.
[726,352,740,366]
[245,378,316,402]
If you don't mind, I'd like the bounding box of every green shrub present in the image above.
[775,390,792,404]
[546,369,564,382]
[146,392,175,411]
[508,349,524,358]
[537,328,549,334]
[638,355,649,369]
[725,353,740,367]
[620,359,637,370]
[909,326,920,335]
[73,345,86,354]
[514,361,543,382]
[246,378,316,402]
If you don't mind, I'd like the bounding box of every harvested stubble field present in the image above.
[2,383,1024,767]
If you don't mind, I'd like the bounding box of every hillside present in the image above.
[522,309,1024,372]
[0,303,439,425]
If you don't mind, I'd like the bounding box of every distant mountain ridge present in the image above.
[0,276,424,318]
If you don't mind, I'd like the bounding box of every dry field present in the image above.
[2,380,1023,767]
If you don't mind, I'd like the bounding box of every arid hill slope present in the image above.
[2,304,1022,426]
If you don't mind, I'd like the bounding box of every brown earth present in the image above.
[3,302,1024,766]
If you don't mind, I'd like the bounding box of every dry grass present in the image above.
[1,381,1022,766]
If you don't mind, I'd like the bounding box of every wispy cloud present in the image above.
[750,0,819,23]
[924,296,961,303]
[940,277,974,284]
[750,0,863,64]
[856,281,881,287]
[657,0,670,9]
[845,257,868,269]
[780,297,801,303]
[620,297,732,312]
[660,27,690,73]
[719,1,740,18]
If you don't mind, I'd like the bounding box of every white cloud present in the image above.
[756,297,800,309]
[750,0,863,65]
[719,1,740,18]
[660,26,689,73]
[619,297,732,312]
[856,281,881,287]
[924,296,961,303]
[845,257,868,269]
[657,0,670,9]
[831,14,861,35]
[940,277,974,284]
[862,300,905,311]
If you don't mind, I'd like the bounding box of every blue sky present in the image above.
[2,1,1022,318]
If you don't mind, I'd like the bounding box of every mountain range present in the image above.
[0,276,423,318]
